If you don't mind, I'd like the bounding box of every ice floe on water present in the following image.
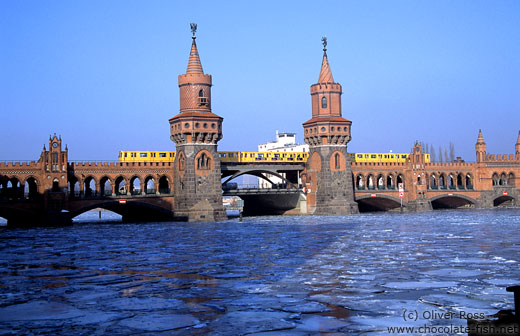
[0,208,519,334]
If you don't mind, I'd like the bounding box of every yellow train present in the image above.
[118,151,430,164]
[350,153,431,163]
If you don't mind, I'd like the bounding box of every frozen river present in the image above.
[0,208,519,335]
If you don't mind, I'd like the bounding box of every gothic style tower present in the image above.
[475,129,487,162]
[169,24,226,222]
[302,38,359,215]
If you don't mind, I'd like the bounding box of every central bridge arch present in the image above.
[355,194,407,212]
[430,194,476,209]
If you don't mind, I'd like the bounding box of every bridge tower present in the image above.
[302,38,359,215]
[476,129,487,162]
[169,24,226,222]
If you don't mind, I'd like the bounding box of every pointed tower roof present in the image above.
[318,37,334,84]
[477,129,486,144]
[186,26,204,75]
[516,130,520,144]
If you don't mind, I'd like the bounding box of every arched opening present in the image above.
[356,195,404,212]
[158,176,170,194]
[52,179,60,192]
[499,172,507,186]
[130,177,141,195]
[334,153,340,170]
[198,89,204,97]
[457,173,464,189]
[430,174,437,189]
[448,174,455,189]
[115,176,127,196]
[6,179,22,200]
[492,173,499,186]
[377,174,385,190]
[439,174,446,189]
[68,176,79,198]
[466,174,473,189]
[145,177,156,194]
[84,177,96,197]
[367,174,375,190]
[321,96,327,108]
[24,177,39,199]
[431,195,476,209]
[508,172,515,186]
[356,174,365,190]
[72,208,122,223]
[386,174,395,189]
[493,196,515,207]
[100,177,112,197]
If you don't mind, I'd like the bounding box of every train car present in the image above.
[118,151,176,163]
[219,151,309,164]
[349,153,430,163]
[118,150,428,164]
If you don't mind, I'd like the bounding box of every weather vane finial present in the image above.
[190,23,197,39]
[321,36,327,52]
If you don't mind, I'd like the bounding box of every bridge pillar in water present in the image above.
[169,24,226,222]
[302,38,358,215]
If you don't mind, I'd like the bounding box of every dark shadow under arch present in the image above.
[355,194,407,212]
[430,194,476,209]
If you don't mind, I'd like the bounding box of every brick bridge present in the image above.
[0,26,519,225]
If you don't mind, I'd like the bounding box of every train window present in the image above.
[124,153,127,157]
[357,154,363,158]
[159,153,166,157]
[140,153,147,157]
[365,154,369,158]
[391,155,394,158]
[371,155,376,158]
[402,155,407,158]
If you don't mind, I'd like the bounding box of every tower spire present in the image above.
[186,23,204,75]
[318,36,334,84]
[477,129,485,144]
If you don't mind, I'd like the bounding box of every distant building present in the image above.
[257,131,308,188]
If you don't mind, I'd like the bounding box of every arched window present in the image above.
[197,153,211,170]
[334,153,340,169]
[321,97,327,108]
[198,89,207,106]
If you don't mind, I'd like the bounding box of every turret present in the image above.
[475,129,487,162]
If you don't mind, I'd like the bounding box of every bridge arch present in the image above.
[23,176,40,199]
[355,174,365,190]
[158,175,171,194]
[84,176,97,197]
[386,174,395,189]
[493,195,515,207]
[222,169,296,188]
[0,205,41,226]
[69,175,80,197]
[99,176,112,197]
[356,194,407,212]
[129,175,142,195]
[430,193,476,209]
[115,176,128,195]
[144,175,156,194]
[69,200,174,223]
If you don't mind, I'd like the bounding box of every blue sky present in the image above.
[1,0,519,161]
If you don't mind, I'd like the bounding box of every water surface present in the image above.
[0,208,519,335]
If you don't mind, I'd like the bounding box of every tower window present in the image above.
[321,97,327,108]
[198,89,208,106]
